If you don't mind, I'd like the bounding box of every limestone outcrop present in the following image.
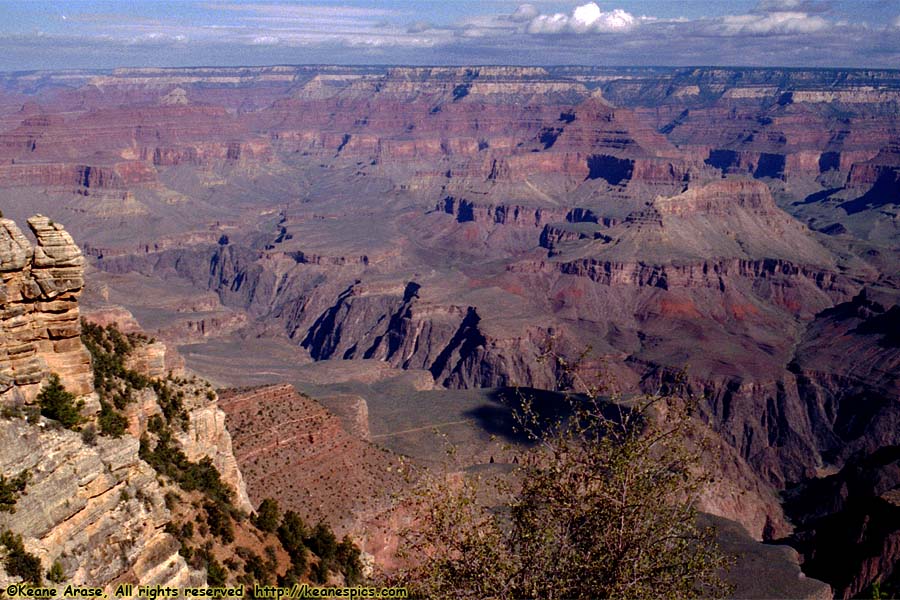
[0,215,92,403]
[0,419,203,592]
[80,306,252,513]
[0,221,255,589]
[174,390,253,512]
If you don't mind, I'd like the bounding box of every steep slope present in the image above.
[218,384,404,562]
[0,216,361,592]
[1,215,93,402]
[0,420,202,589]
[0,216,202,590]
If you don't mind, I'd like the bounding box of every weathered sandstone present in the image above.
[0,216,92,402]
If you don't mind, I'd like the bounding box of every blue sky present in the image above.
[0,0,898,70]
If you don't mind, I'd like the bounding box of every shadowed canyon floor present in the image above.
[1,65,899,597]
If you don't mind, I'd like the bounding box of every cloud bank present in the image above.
[0,1,897,70]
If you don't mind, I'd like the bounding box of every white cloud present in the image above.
[527,2,637,35]
[571,3,603,32]
[593,8,637,32]
[209,4,400,20]
[127,32,188,46]
[510,4,539,23]
[251,35,280,45]
[6,0,894,70]
[720,11,828,34]
[407,21,431,34]
[528,13,569,34]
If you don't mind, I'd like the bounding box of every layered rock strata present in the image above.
[0,221,255,588]
[218,384,402,543]
[80,306,252,512]
[0,418,203,592]
[0,215,92,403]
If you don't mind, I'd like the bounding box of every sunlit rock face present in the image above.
[0,215,92,403]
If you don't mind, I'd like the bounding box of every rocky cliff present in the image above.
[0,216,263,591]
[0,420,202,591]
[79,307,252,513]
[0,218,198,590]
[0,215,92,403]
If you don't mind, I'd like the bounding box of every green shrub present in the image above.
[37,374,84,429]
[277,511,307,558]
[0,529,42,585]
[206,555,227,587]
[164,490,180,511]
[336,535,363,585]
[204,502,235,545]
[311,559,329,584]
[0,470,30,513]
[47,560,66,584]
[307,522,337,563]
[139,430,234,507]
[80,424,97,446]
[277,511,309,577]
[242,550,269,584]
[98,401,128,437]
[391,374,734,599]
[80,321,151,415]
[253,498,281,533]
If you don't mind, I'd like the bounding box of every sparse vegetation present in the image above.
[277,509,309,582]
[390,363,733,599]
[151,378,189,429]
[253,498,281,533]
[307,522,337,564]
[37,374,84,429]
[46,559,66,584]
[206,554,228,587]
[139,429,234,507]
[271,506,362,586]
[81,321,149,397]
[80,423,97,446]
[98,400,128,437]
[336,535,363,585]
[82,321,189,437]
[0,470,30,513]
[77,323,365,589]
[164,490,180,511]
[0,402,23,420]
[0,529,43,585]
[236,546,277,585]
[203,501,235,544]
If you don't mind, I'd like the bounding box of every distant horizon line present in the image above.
[4,63,900,76]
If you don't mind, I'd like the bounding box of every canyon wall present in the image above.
[0,217,259,591]
[1,65,898,592]
[0,215,92,403]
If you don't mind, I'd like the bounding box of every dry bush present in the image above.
[387,353,733,600]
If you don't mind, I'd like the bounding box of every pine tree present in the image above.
[37,374,84,430]
[253,498,281,533]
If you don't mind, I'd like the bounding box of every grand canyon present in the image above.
[0,62,898,598]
